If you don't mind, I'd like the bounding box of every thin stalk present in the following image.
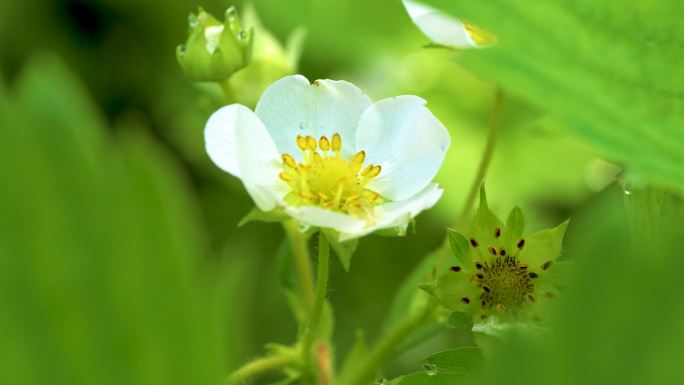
[283,220,315,314]
[302,232,330,363]
[338,306,433,385]
[454,87,504,230]
[225,354,295,385]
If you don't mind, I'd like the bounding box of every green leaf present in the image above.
[422,0,684,189]
[0,56,224,385]
[390,346,483,385]
[323,229,358,272]
[447,229,470,261]
[420,347,484,376]
[238,206,289,226]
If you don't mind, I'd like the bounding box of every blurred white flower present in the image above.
[205,75,450,240]
[403,0,495,49]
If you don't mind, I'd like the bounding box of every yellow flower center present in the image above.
[279,133,383,219]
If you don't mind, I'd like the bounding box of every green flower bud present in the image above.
[176,7,253,82]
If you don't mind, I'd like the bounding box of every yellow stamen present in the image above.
[279,131,383,218]
[306,136,317,151]
[361,164,372,177]
[352,150,365,165]
[333,183,344,208]
[365,191,379,202]
[313,152,323,165]
[331,133,342,152]
[282,154,296,168]
[319,136,330,151]
[296,135,308,151]
[366,165,381,179]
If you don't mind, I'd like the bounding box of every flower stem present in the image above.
[224,354,295,385]
[283,220,315,315]
[454,87,504,230]
[299,232,330,384]
[338,305,433,385]
[311,232,330,341]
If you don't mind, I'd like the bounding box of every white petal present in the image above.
[403,0,477,49]
[285,206,366,234]
[338,184,443,241]
[355,95,450,201]
[255,74,372,160]
[205,104,287,211]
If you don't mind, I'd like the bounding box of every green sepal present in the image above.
[447,228,470,261]
[238,206,289,227]
[519,219,570,267]
[469,186,504,247]
[322,229,358,272]
[417,281,437,296]
[446,311,473,330]
[433,273,479,313]
[375,224,408,237]
[504,205,525,243]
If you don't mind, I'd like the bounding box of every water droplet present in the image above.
[226,6,237,19]
[177,45,187,55]
[423,363,438,376]
[624,188,632,195]
[237,30,246,40]
[188,13,198,28]
[374,379,390,385]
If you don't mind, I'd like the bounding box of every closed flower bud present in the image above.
[176,7,253,82]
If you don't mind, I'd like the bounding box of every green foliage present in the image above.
[423,0,684,190]
[0,56,225,385]
[390,347,483,385]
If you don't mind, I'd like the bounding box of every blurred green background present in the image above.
[1,0,682,384]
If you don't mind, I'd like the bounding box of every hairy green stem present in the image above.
[298,231,331,385]
[225,354,294,385]
[454,87,504,230]
[283,220,315,315]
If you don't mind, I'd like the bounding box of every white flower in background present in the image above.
[403,0,495,49]
[205,75,450,241]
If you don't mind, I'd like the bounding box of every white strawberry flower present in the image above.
[205,75,450,241]
[403,0,495,49]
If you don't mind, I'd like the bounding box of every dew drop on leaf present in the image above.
[423,362,438,376]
